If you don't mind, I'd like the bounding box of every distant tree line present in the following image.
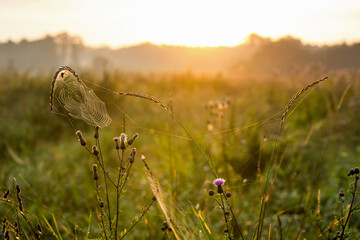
[1,32,359,77]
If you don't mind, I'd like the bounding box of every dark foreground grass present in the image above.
[1,68,360,239]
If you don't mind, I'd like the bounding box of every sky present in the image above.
[1,0,360,48]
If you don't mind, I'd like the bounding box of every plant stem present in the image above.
[340,176,358,239]
[114,150,124,240]
[119,199,155,240]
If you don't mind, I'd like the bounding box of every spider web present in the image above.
[50,66,112,128]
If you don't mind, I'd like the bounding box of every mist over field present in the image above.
[1,31,360,239]
[2,32,360,77]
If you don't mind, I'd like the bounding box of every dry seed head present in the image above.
[3,189,10,199]
[129,148,136,163]
[92,164,99,180]
[128,133,139,145]
[119,133,127,150]
[92,145,99,156]
[113,137,120,150]
[75,130,86,146]
[94,126,100,139]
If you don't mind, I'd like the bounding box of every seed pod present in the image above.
[92,164,99,181]
[113,137,120,150]
[119,133,127,150]
[76,130,86,146]
[92,145,99,156]
[128,133,139,145]
[94,126,100,139]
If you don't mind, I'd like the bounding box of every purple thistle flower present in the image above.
[213,178,225,186]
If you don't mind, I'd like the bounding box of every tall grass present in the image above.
[1,68,360,239]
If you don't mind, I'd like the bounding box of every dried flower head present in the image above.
[213,178,225,186]
[113,137,120,150]
[213,178,225,194]
[92,145,99,156]
[94,126,100,139]
[119,133,127,150]
[128,133,139,145]
[129,148,136,163]
[92,164,99,181]
[75,130,86,146]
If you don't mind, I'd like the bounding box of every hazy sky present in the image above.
[1,0,360,47]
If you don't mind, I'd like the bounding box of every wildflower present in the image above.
[213,178,225,194]
[213,178,225,186]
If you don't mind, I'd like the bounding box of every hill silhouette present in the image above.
[1,32,360,77]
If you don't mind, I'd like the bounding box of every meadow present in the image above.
[1,67,360,240]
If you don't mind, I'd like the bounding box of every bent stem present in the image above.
[119,198,155,240]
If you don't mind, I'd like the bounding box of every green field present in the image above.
[1,68,360,239]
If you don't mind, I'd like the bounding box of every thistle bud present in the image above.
[92,164,99,181]
[76,130,86,146]
[99,200,104,208]
[152,196,157,201]
[120,133,127,150]
[92,145,99,156]
[113,137,120,150]
[94,126,100,139]
[225,192,231,198]
[208,189,214,196]
[128,133,139,145]
[355,167,360,174]
[129,148,136,163]
[339,190,344,198]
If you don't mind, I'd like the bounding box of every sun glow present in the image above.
[1,0,360,47]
